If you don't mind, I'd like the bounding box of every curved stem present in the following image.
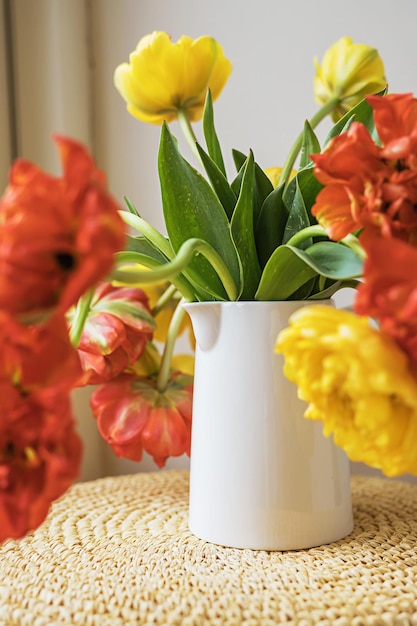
[69,288,95,348]
[340,233,366,260]
[110,252,196,302]
[152,284,178,317]
[156,298,186,392]
[278,96,340,186]
[112,239,239,301]
[285,225,328,247]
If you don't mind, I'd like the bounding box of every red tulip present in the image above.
[91,372,193,468]
[71,283,155,384]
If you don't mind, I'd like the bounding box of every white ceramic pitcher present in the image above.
[183,300,353,551]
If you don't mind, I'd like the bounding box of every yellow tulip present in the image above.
[314,36,386,122]
[114,31,232,124]
[276,305,417,477]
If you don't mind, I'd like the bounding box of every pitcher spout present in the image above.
[182,302,221,351]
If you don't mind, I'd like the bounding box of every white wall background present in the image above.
[2,0,417,482]
[89,0,417,230]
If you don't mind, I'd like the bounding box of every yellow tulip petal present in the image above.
[314,36,386,122]
[276,306,417,477]
[114,31,231,125]
[264,167,296,188]
[127,341,162,377]
[171,353,195,376]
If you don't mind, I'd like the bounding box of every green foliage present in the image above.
[158,123,241,300]
[127,91,377,302]
[299,121,321,168]
[202,89,227,177]
[230,152,261,299]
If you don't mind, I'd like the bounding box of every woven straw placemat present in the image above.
[0,471,416,626]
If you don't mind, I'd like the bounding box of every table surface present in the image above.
[0,471,417,626]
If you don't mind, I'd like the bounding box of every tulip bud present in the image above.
[314,36,386,122]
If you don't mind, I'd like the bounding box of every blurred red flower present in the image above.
[0,386,82,542]
[0,135,126,316]
[0,313,83,542]
[2,313,84,391]
[312,93,417,243]
[355,236,417,374]
[70,282,155,384]
[91,372,193,468]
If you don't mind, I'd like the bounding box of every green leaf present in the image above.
[202,90,227,177]
[158,123,241,300]
[230,152,261,299]
[196,143,237,219]
[309,279,348,299]
[297,166,323,216]
[282,176,312,245]
[324,87,387,146]
[232,150,275,203]
[299,121,321,169]
[290,276,318,300]
[232,148,274,226]
[254,240,363,301]
[124,196,141,217]
[126,235,170,264]
[292,241,363,279]
[255,183,288,268]
[282,166,322,232]
[232,148,246,173]
[255,245,318,300]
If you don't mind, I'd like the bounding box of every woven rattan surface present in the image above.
[0,471,417,626]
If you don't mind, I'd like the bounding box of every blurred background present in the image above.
[1,0,417,482]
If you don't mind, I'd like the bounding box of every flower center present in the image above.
[55,252,76,271]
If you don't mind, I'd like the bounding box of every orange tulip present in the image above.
[312,94,417,243]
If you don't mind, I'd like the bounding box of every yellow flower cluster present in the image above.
[275,306,417,476]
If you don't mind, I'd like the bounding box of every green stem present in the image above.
[112,239,238,301]
[152,284,178,317]
[278,95,340,186]
[69,288,95,348]
[285,225,328,247]
[177,108,203,164]
[340,233,366,260]
[110,251,195,302]
[156,298,186,392]
[120,211,174,259]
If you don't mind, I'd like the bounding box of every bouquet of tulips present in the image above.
[1,28,415,545]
